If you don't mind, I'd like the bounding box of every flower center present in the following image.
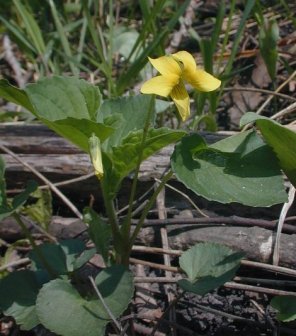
[170,55,185,73]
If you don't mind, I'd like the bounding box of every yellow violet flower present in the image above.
[140,51,221,121]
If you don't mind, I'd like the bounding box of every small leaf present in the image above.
[94,265,134,316]
[12,180,38,209]
[271,296,296,322]
[23,188,52,231]
[73,248,96,270]
[29,243,68,275]
[240,112,296,188]
[171,131,287,206]
[59,239,86,272]
[0,180,38,221]
[105,127,185,198]
[99,95,155,150]
[112,28,139,61]
[84,207,111,264]
[54,117,114,152]
[193,114,217,132]
[0,270,41,330]
[36,266,134,336]
[178,243,244,295]
[155,99,171,114]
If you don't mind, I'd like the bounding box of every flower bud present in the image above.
[89,133,104,179]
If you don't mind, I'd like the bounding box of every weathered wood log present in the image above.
[0,123,229,181]
[0,123,286,219]
[1,215,295,269]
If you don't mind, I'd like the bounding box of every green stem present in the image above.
[13,212,57,278]
[129,169,173,249]
[120,96,155,243]
[100,180,121,258]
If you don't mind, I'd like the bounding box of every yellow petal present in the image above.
[140,74,179,97]
[186,68,221,92]
[148,56,181,76]
[170,82,190,121]
[172,51,197,74]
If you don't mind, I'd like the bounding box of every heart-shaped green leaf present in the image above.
[0,270,41,330]
[271,296,296,322]
[0,78,114,152]
[178,243,244,295]
[241,112,296,188]
[24,77,113,152]
[36,265,134,336]
[171,131,287,206]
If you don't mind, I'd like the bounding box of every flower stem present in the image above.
[120,96,155,243]
[129,169,173,248]
[100,180,121,260]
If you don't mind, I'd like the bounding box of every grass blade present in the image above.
[117,0,191,94]
[48,0,79,76]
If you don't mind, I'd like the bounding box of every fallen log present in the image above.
[1,215,296,269]
[0,123,229,182]
[1,123,293,263]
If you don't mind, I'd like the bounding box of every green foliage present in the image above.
[190,0,255,123]
[48,0,79,76]
[84,207,111,264]
[99,95,156,149]
[178,243,244,295]
[0,79,34,112]
[36,266,134,336]
[116,0,191,95]
[0,77,114,152]
[0,260,133,334]
[255,2,279,81]
[271,296,296,322]
[112,27,140,62]
[1,0,189,93]
[259,19,279,81]
[105,127,186,198]
[0,270,41,330]
[25,76,114,151]
[22,188,52,231]
[29,240,86,276]
[171,131,287,206]
[26,76,102,120]
[0,179,38,221]
[241,112,296,188]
